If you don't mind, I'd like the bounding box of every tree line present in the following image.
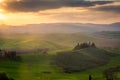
[73,42,96,50]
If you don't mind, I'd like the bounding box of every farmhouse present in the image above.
[0,49,17,59]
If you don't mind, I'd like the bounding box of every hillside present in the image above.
[94,31,120,39]
[0,33,119,51]
[0,49,119,80]
[0,33,95,51]
[55,47,114,73]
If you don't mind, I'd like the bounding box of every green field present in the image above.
[0,33,119,50]
[0,50,120,80]
[0,33,120,80]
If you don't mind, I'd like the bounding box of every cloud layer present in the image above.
[0,0,120,25]
[94,5,120,13]
[3,0,114,12]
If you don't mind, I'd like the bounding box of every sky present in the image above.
[0,0,120,25]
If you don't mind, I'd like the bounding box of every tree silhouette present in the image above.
[73,42,96,50]
[89,74,92,80]
[0,72,15,80]
[0,72,9,80]
[91,42,96,47]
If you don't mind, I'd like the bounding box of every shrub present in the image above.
[0,72,14,80]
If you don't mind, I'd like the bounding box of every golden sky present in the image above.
[0,0,120,25]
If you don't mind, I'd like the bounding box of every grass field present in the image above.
[0,50,120,80]
[0,33,120,80]
[0,33,119,50]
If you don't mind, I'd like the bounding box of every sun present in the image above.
[0,9,6,20]
[0,13,5,19]
[0,0,4,3]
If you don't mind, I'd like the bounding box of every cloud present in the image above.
[3,0,113,12]
[94,5,120,13]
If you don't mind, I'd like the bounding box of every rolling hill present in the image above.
[94,31,120,39]
[0,33,119,51]
[55,47,115,73]
[0,33,95,51]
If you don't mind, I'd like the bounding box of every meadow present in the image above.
[0,50,120,80]
[0,33,119,50]
[0,33,120,80]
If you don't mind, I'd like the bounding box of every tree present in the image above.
[0,72,14,80]
[73,42,96,50]
[89,75,92,80]
[0,72,9,80]
[91,42,96,47]
[73,43,80,50]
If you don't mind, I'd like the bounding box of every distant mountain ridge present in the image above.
[0,22,120,34]
[109,22,120,27]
